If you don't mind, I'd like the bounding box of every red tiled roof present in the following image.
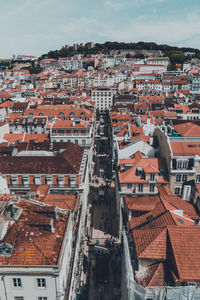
[0,142,84,174]
[0,200,68,266]
[3,133,24,143]
[118,158,167,184]
[170,141,200,156]
[41,194,77,210]
[168,226,200,281]
[24,134,49,143]
[161,195,199,219]
[124,195,160,212]
[173,122,200,137]
[133,227,167,259]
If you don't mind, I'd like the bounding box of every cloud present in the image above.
[95,11,200,48]
[104,0,170,10]
[0,0,199,58]
[105,1,124,11]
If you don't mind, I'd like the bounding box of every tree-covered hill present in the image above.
[40,41,200,65]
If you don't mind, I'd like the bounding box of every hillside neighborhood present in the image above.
[0,44,200,299]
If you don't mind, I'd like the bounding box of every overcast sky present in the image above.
[0,0,200,58]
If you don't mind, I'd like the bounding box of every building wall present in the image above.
[0,123,9,139]
[120,183,158,196]
[154,128,171,169]
[91,89,113,111]
[0,274,57,300]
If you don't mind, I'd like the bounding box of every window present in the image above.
[75,140,78,144]
[150,173,155,181]
[35,176,41,185]
[58,129,65,134]
[182,161,188,169]
[37,278,46,288]
[177,161,182,169]
[150,183,155,192]
[46,176,52,185]
[14,297,24,300]
[138,183,143,192]
[127,183,132,189]
[13,278,22,287]
[196,174,200,183]
[82,139,86,146]
[182,174,187,182]
[38,297,47,300]
[58,176,64,187]
[23,176,29,187]
[175,187,180,195]
[70,177,76,187]
[11,176,18,186]
[176,174,181,182]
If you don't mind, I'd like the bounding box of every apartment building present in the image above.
[0,196,76,300]
[121,192,200,300]
[49,119,93,148]
[58,58,83,70]
[91,87,113,111]
[117,156,168,196]
[0,142,88,194]
[155,122,200,195]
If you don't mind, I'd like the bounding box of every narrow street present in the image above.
[82,111,121,300]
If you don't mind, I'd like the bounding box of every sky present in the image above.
[0,0,200,58]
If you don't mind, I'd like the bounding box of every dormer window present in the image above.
[150,173,155,181]
[58,176,64,187]
[136,167,143,178]
[70,177,76,187]
[35,176,41,185]
[11,176,18,185]
[22,176,29,187]
[46,176,52,185]
[0,243,13,256]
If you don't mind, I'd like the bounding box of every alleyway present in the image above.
[81,111,121,300]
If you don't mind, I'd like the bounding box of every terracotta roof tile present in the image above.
[133,227,167,259]
[0,200,68,266]
[168,226,200,281]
